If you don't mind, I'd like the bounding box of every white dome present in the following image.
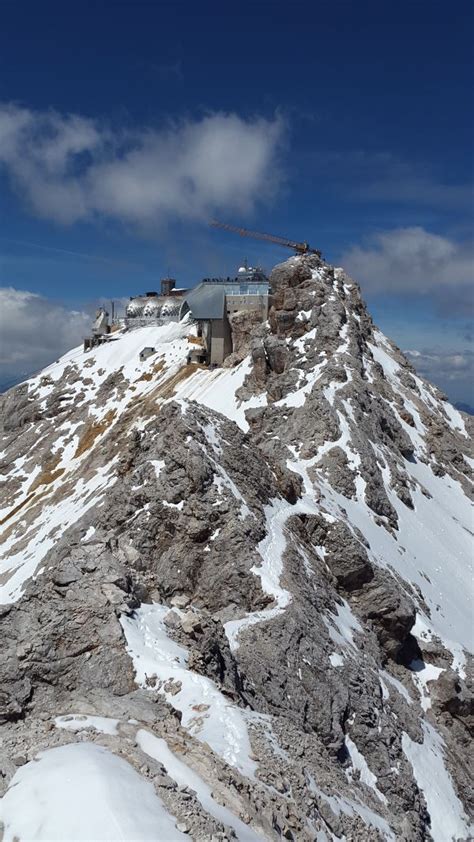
[126,301,143,317]
[161,301,179,317]
[142,300,160,317]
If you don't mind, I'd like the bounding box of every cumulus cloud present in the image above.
[340,227,474,315]
[0,103,284,227]
[0,287,91,385]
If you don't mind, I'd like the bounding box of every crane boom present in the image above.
[210,220,321,256]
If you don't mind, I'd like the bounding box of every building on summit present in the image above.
[83,266,269,366]
[180,265,269,365]
[126,278,189,324]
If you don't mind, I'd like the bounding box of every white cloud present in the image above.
[0,103,284,227]
[404,347,474,405]
[340,227,474,314]
[0,287,91,383]
[404,348,474,383]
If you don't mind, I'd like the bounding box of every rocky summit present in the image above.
[0,254,472,842]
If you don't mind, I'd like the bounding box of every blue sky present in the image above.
[0,0,472,402]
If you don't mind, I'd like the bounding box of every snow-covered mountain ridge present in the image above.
[0,254,472,841]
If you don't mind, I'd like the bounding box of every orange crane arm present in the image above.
[210,220,321,256]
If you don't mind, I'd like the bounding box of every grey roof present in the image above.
[181,280,269,321]
[181,282,227,320]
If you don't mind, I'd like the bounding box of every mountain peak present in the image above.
[0,254,472,841]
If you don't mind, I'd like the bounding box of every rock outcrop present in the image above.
[0,255,472,841]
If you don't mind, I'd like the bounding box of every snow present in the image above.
[385,394,426,455]
[379,674,389,701]
[1,321,203,601]
[149,459,165,478]
[55,714,119,735]
[201,420,223,454]
[402,722,472,842]
[3,320,280,602]
[411,612,467,676]
[213,472,251,521]
[80,525,96,542]
[276,358,327,408]
[367,333,400,380]
[409,659,444,711]
[345,736,387,804]
[293,327,317,353]
[329,652,344,667]
[441,401,468,438]
[342,397,356,423]
[3,299,472,839]
[224,496,292,651]
[324,599,362,651]
[163,499,184,510]
[322,382,337,407]
[314,453,473,660]
[284,340,472,675]
[0,461,117,604]
[0,742,187,841]
[29,321,190,396]
[307,774,395,840]
[137,730,263,841]
[296,308,312,321]
[336,321,350,355]
[173,357,267,432]
[120,603,257,778]
[336,411,360,472]
[379,670,412,704]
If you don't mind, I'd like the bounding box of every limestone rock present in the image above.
[0,251,471,841]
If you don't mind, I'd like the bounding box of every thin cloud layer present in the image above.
[353,153,472,211]
[405,347,474,383]
[404,347,474,404]
[0,287,91,383]
[340,227,474,315]
[0,104,284,227]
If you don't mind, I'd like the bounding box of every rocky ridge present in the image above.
[0,254,472,841]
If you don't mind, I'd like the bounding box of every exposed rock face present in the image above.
[226,309,266,366]
[0,256,472,841]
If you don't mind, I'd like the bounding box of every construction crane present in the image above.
[210,220,321,257]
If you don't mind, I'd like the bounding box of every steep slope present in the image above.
[0,255,472,842]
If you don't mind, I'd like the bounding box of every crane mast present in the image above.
[210,220,321,257]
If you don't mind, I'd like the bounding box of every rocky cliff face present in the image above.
[0,256,472,842]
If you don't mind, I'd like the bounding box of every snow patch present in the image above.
[0,742,186,841]
[0,461,117,604]
[409,659,444,711]
[402,722,472,842]
[329,652,344,667]
[307,774,395,840]
[149,459,165,478]
[324,599,362,651]
[224,496,292,651]
[120,603,257,778]
[137,730,262,841]
[379,670,412,704]
[345,736,387,804]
